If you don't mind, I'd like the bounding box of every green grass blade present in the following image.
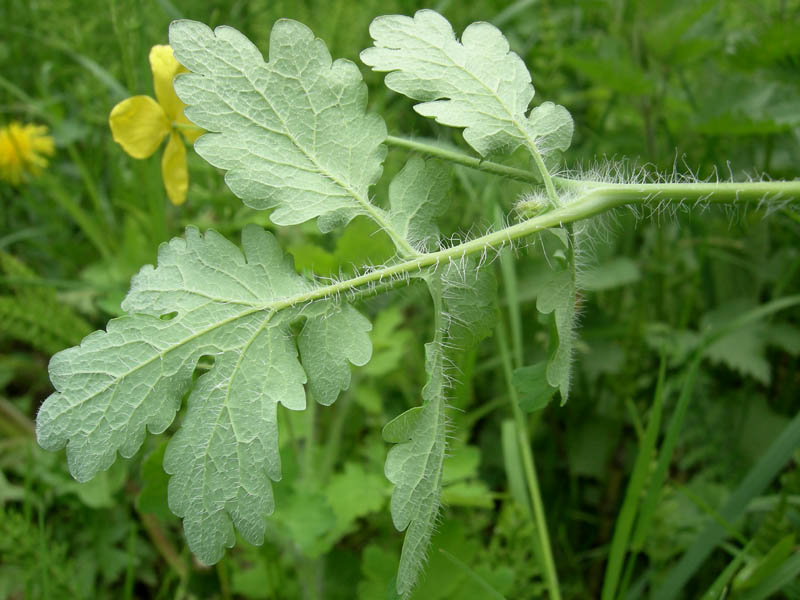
[653,410,800,600]
[736,551,800,600]
[631,356,701,551]
[501,419,528,510]
[601,354,667,600]
[698,541,752,600]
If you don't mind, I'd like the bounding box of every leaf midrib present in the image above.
[205,44,419,257]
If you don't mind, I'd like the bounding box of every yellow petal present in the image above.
[109,96,170,159]
[162,131,188,205]
[149,45,188,123]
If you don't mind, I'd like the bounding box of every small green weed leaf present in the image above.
[364,306,415,378]
[290,217,396,278]
[136,442,172,521]
[704,325,771,383]
[325,462,388,536]
[442,444,481,484]
[169,20,388,233]
[442,445,493,509]
[230,545,276,599]
[36,225,371,565]
[362,10,573,160]
[270,486,337,557]
[577,257,641,291]
[0,252,92,355]
[701,300,772,384]
[766,323,800,355]
[536,264,576,402]
[69,460,127,509]
[388,156,450,251]
[512,363,557,412]
[333,218,396,270]
[358,544,402,600]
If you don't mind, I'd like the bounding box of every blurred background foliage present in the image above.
[0,0,798,599]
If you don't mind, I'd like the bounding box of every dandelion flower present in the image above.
[109,45,203,205]
[0,121,55,185]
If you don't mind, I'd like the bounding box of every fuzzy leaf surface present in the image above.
[170,19,388,232]
[299,303,372,406]
[387,156,450,251]
[386,339,447,597]
[36,225,371,564]
[361,9,573,159]
[440,258,496,347]
[537,264,576,402]
[386,264,495,596]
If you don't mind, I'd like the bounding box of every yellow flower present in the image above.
[109,45,203,205]
[0,121,55,185]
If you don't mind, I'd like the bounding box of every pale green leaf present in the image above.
[536,264,576,402]
[386,264,494,596]
[299,303,372,406]
[382,406,424,443]
[169,19,388,233]
[385,341,447,597]
[388,156,450,251]
[36,225,371,565]
[361,9,573,160]
[440,258,497,347]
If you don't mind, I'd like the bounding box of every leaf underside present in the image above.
[361,9,573,160]
[387,262,496,596]
[36,13,526,596]
[36,225,371,564]
[536,235,576,402]
[170,19,388,232]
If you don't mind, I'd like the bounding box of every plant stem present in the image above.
[145,182,799,382]
[386,135,800,207]
[137,512,188,579]
[496,320,562,600]
[386,135,540,183]
[260,179,799,313]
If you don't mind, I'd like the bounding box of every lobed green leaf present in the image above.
[169,19,388,233]
[386,263,495,596]
[361,10,573,161]
[36,225,371,564]
[387,156,450,251]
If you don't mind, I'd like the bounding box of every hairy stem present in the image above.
[267,179,799,312]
